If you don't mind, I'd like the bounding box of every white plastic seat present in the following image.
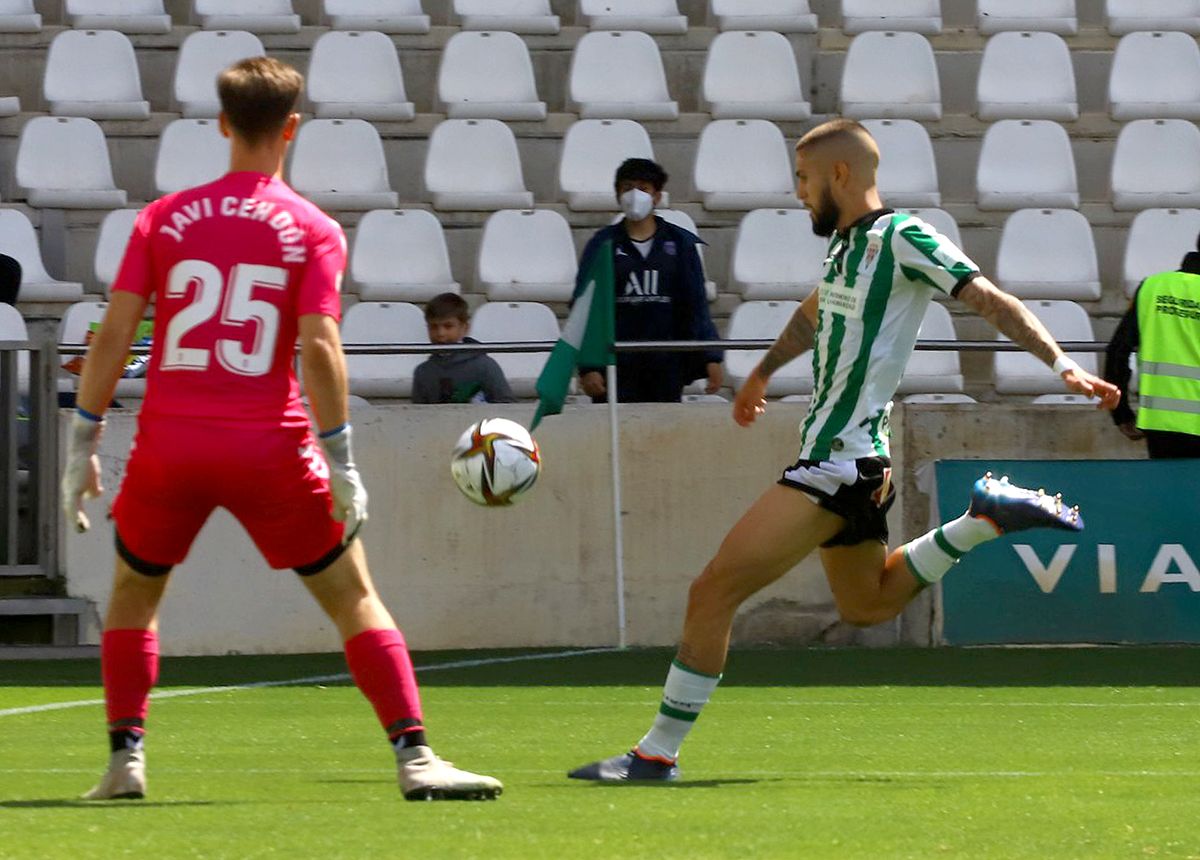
[1109,32,1200,121]
[44,30,149,120]
[841,0,940,34]
[570,31,678,121]
[730,208,827,300]
[323,0,430,32]
[341,301,428,399]
[0,303,26,338]
[194,0,299,33]
[703,31,812,121]
[558,119,658,211]
[709,0,817,32]
[841,32,940,121]
[1123,209,1200,297]
[350,210,459,302]
[694,119,799,211]
[994,300,1095,395]
[469,301,560,397]
[995,209,1100,301]
[898,302,962,395]
[290,119,398,211]
[682,393,729,403]
[154,119,229,196]
[1032,393,1095,405]
[0,95,17,116]
[66,0,170,33]
[1106,0,1200,35]
[94,208,140,296]
[895,208,962,250]
[424,119,533,211]
[1111,119,1200,211]
[16,117,126,209]
[174,31,265,118]
[438,31,546,121]
[0,0,40,31]
[726,300,812,395]
[903,393,976,404]
[59,301,146,398]
[578,0,686,34]
[861,120,940,208]
[455,0,558,33]
[977,0,1077,35]
[0,210,84,302]
[307,31,414,122]
[477,210,577,302]
[976,120,1078,211]
[977,32,1077,122]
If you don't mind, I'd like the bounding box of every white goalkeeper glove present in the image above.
[318,423,368,543]
[61,408,104,534]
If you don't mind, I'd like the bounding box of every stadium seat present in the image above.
[1108,32,1200,121]
[994,300,1095,395]
[0,0,40,32]
[322,0,430,33]
[454,0,558,34]
[861,120,940,208]
[976,120,1078,211]
[577,0,686,34]
[995,209,1100,301]
[438,31,547,121]
[903,393,976,404]
[976,0,1077,35]
[1111,119,1200,211]
[16,117,126,208]
[193,0,300,34]
[708,0,817,32]
[154,119,228,196]
[94,208,140,295]
[702,31,812,121]
[289,119,398,211]
[1105,0,1200,35]
[0,303,25,338]
[469,301,560,397]
[1032,393,1094,405]
[841,0,941,34]
[307,31,414,122]
[681,393,729,403]
[174,31,265,118]
[977,32,1077,122]
[729,208,827,300]
[477,210,577,302]
[840,32,940,121]
[59,301,146,398]
[1122,208,1200,297]
[341,301,428,399]
[350,210,460,302]
[897,302,963,395]
[425,119,533,211]
[694,119,799,211]
[569,31,678,121]
[725,300,812,395]
[44,30,150,120]
[558,119,658,211]
[0,95,17,116]
[65,0,171,33]
[0,210,83,302]
[895,208,963,250]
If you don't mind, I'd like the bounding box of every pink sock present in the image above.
[344,628,424,742]
[101,628,159,733]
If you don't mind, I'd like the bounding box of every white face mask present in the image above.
[619,188,655,222]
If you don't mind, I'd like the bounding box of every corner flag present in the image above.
[531,238,615,430]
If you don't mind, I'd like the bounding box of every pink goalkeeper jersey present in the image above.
[111,172,345,428]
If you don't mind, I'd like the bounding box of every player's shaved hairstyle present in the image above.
[795,118,880,174]
[217,57,303,146]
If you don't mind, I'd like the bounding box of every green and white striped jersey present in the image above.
[798,209,978,461]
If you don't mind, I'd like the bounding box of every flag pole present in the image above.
[606,363,627,649]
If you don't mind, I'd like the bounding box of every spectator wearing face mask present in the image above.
[576,158,724,403]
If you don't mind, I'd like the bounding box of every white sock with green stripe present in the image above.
[635,659,721,763]
[902,513,1000,585]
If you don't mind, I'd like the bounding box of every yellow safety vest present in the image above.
[1136,271,1200,434]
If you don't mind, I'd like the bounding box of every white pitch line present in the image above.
[0,646,621,719]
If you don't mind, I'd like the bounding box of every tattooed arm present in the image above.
[733,289,819,427]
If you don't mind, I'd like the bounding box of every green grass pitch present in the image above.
[3,647,1200,859]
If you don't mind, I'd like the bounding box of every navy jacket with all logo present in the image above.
[576,217,724,402]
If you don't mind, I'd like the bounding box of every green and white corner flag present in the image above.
[531,238,615,430]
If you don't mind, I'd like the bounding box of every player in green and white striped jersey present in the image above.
[569,119,1122,784]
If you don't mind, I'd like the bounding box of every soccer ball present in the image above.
[450,418,541,507]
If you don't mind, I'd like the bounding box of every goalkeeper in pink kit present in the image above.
[62,57,501,802]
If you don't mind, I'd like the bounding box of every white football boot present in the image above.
[82,748,146,800]
[397,745,502,801]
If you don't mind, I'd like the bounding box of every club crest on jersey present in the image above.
[860,237,883,274]
[663,241,676,255]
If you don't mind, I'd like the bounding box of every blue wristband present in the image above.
[318,423,348,440]
[76,406,104,423]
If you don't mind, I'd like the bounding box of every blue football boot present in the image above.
[968,472,1083,534]
[568,749,679,782]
